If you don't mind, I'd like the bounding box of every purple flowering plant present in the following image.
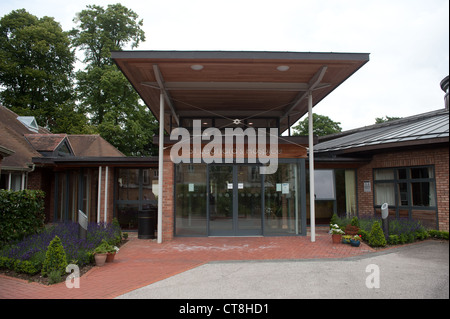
[0,221,121,270]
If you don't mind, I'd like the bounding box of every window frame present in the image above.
[373,165,438,224]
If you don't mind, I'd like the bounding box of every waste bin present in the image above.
[138,207,157,239]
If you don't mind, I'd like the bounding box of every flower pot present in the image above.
[95,253,107,266]
[350,239,361,247]
[332,234,342,244]
[106,252,116,263]
[342,236,352,244]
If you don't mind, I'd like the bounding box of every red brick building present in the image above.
[314,108,449,231]
[0,105,155,226]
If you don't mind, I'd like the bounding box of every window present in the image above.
[373,166,437,226]
[115,168,157,230]
[0,172,26,191]
[314,170,335,200]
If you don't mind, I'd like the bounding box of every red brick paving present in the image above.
[0,228,375,299]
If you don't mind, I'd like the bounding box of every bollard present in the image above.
[381,203,389,239]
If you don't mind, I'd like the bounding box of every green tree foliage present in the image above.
[0,9,88,132]
[71,4,157,155]
[375,115,402,124]
[41,235,68,277]
[292,113,342,136]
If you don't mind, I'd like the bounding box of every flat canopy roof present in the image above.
[112,51,369,133]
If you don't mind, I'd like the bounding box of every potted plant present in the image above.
[94,240,115,266]
[350,235,362,247]
[330,224,344,243]
[341,235,352,244]
[106,246,120,263]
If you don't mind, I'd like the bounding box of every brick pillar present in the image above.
[162,149,174,241]
[97,166,114,224]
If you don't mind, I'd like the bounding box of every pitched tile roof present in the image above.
[67,135,124,157]
[0,105,124,169]
[25,134,68,152]
[0,106,43,169]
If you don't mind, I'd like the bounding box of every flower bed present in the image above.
[330,214,447,247]
[0,221,122,281]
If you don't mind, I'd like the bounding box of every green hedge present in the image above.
[0,190,46,244]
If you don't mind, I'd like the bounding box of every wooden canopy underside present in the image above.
[112,51,369,133]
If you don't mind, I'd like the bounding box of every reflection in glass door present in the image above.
[237,166,262,235]
[209,166,233,235]
[208,165,263,236]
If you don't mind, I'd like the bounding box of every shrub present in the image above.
[0,190,45,244]
[388,234,399,245]
[428,230,449,240]
[48,270,63,285]
[41,236,68,277]
[368,221,386,247]
[350,216,360,228]
[359,229,370,242]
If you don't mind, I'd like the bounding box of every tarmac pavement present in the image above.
[117,240,449,299]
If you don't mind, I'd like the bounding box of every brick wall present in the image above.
[357,146,449,231]
[28,168,53,223]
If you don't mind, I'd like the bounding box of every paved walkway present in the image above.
[0,229,376,299]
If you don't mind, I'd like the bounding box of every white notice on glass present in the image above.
[227,183,233,189]
[189,183,194,192]
[238,183,244,189]
[282,183,289,194]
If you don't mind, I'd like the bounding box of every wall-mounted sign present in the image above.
[364,180,371,193]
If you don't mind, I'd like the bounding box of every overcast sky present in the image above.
[1,0,449,131]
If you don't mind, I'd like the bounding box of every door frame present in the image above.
[207,164,264,236]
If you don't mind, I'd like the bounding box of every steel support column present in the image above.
[308,91,316,242]
[157,93,164,244]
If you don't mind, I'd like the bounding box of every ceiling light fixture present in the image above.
[190,64,204,71]
[277,65,290,72]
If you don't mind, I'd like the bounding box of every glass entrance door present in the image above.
[208,165,263,236]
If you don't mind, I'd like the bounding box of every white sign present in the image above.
[282,183,289,194]
[238,183,244,189]
[188,183,194,192]
[227,183,233,189]
[364,181,371,192]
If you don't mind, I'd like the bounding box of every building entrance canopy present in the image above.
[112,51,369,134]
[112,50,370,242]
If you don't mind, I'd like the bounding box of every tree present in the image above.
[291,113,342,136]
[0,9,87,132]
[71,4,145,68]
[71,4,157,155]
[375,115,402,124]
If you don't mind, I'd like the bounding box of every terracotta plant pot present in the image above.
[106,252,116,263]
[332,234,342,244]
[95,253,107,266]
